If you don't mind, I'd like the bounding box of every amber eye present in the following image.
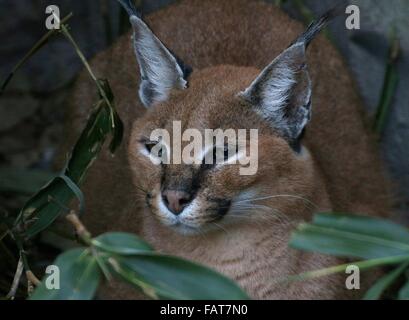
[210,144,236,165]
[222,144,239,161]
[142,140,162,157]
[144,141,157,153]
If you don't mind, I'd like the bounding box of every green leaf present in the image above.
[93,232,153,255]
[18,176,83,238]
[313,213,409,244]
[96,79,123,153]
[5,14,125,242]
[290,213,409,260]
[364,262,409,300]
[17,178,74,238]
[64,100,114,183]
[58,174,85,215]
[30,248,101,300]
[108,253,249,300]
[373,28,400,135]
[16,89,123,238]
[398,279,409,300]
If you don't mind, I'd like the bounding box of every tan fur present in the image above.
[64,0,392,299]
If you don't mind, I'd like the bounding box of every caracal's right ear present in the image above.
[118,0,191,107]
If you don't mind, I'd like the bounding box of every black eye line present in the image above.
[220,144,239,159]
[201,144,239,168]
[138,138,160,153]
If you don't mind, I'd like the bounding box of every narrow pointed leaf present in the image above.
[313,213,409,244]
[30,248,101,300]
[363,262,409,300]
[398,280,409,300]
[108,253,249,300]
[290,213,409,259]
[93,232,153,255]
[19,92,122,238]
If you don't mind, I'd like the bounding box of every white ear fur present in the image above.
[240,7,340,144]
[239,42,312,142]
[130,16,187,107]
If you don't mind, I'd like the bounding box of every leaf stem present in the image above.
[6,257,24,300]
[59,23,115,128]
[286,254,409,282]
[0,13,73,96]
[373,28,400,135]
[65,211,92,246]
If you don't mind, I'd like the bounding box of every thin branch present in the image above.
[0,230,9,242]
[6,257,24,300]
[373,29,400,135]
[0,13,73,96]
[286,254,409,283]
[58,21,115,128]
[26,271,41,286]
[14,237,41,296]
[65,211,92,245]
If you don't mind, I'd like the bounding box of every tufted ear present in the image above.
[240,9,339,149]
[240,42,311,147]
[118,0,191,107]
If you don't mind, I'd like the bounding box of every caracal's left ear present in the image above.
[118,0,191,107]
[240,8,340,149]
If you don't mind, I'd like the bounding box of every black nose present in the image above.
[162,190,192,215]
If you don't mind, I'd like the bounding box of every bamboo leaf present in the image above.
[364,262,409,300]
[108,253,249,300]
[290,213,409,259]
[30,248,101,300]
[93,232,153,255]
[313,213,409,243]
[17,91,122,238]
[398,280,409,300]
[10,25,123,240]
[373,28,400,135]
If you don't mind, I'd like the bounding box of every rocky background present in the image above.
[0,0,408,219]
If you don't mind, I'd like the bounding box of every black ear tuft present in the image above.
[289,128,306,153]
[240,8,340,146]
[117,0,141,17]
[293,6,343,47]
[169,49,193,80]
[240,42,312,143]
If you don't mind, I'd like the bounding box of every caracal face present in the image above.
[128,66,316,235]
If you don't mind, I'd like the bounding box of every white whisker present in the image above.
[236,194,318,209]
[210,221,230,236]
